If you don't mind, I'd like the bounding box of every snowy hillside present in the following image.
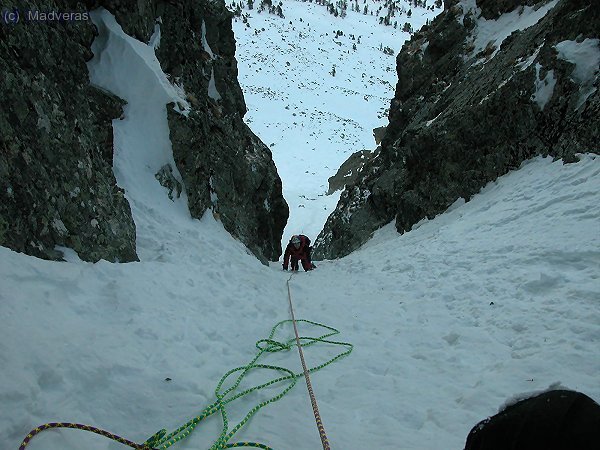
[1,2,599,450]
[2,148,599,449]
[230,0,441,246]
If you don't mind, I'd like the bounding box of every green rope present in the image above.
[146,319,352,450]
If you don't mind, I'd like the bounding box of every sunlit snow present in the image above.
[531,63,556,110]
[1,2,599,450]
[232,0,438,246]
[555,38,600,109]
[459,0,559,61]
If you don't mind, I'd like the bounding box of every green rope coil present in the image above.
[146,319,352,450]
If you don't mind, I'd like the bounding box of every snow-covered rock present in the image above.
[315,0,599,259]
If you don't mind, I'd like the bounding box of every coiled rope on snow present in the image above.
[19,290,352,450]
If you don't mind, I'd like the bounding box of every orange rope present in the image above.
[286,276,331,450]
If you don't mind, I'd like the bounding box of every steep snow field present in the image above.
[1,3,599,450]
[2,150,599,449]
[231,0,440,247]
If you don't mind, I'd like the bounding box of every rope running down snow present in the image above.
[18,422,160,450]
[286,274,331,450]
[18,317,352,449]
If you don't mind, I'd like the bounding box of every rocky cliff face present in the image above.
[0,0,137,262]
[157,1,288,263]
[0,0,287,262]
[314,0,599,260]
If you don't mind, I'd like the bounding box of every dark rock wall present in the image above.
[0,0,288,263]
[0,0,137,262]
[314,0,599,260]
[157,2,288,262]
[327,150,373,195]
[88,0,162,41]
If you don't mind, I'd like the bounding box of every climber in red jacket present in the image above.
[283,234,316,271]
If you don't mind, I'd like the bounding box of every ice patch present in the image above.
[555,39,600,109]
[209,175,218,206]
[208,68,222,101]
[425,111,443,126]
[478,75,514,105]
[456,0,478,24]
[202,19,215,58]
[517,43,543,71]
[148,22,161,50]
[52,218,68,235]
[555,39,600,84]
[531,63,556,110]
[55,246,83,262]
[469,0,559,61]
[87,9,189,113]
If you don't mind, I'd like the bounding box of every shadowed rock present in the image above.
[0,0,288,263]
[314,0,599,260]
[0,0,137,262]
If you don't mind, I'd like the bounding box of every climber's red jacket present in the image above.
[283,235,313,271]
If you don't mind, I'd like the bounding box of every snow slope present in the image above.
[87,8,193,262]
[231,0,439,247]
[2,149,599,449]
[2,3,600,450]
[460,0,559,60]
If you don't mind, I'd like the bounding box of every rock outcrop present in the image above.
[0,0,137,262]
[0,0,288,263]
[327,150,373,195]
[156,1,288,262]
[314,0,599,259]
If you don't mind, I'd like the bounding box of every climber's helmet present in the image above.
[291,235,301,249]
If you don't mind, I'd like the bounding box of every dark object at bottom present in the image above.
[464,390,600,450]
